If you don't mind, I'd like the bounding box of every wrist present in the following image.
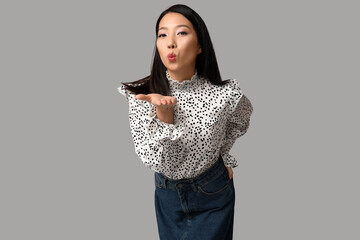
[156,107,174,124]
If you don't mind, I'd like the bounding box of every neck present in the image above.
[167,68,196,82]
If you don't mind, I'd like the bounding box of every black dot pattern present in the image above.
[117,70,253,180]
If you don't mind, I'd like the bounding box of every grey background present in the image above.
[1,0,359,239]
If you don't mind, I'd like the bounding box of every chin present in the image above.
[165,66,179,71]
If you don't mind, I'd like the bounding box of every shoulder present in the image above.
[118,83,140,98]
[224,78,243,98]
[202,77,239,89]
[117,84,152,110]
[222,79,244,108]
[117,84,130,101]
[208,78,243,97]
[118,84,141,105]
[117,84,126,94]
[201,78,243,97]
[225,78,242,91]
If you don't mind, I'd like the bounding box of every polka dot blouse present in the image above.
[118,69,253,180]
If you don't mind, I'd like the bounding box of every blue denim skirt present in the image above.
[154,155,235,240]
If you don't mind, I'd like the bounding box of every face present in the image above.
[156,12,202,74]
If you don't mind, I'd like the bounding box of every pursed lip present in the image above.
[167,53,176,58]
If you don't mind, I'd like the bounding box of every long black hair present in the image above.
[122,4,230,96]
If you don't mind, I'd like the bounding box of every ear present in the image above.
[197,47,202,55]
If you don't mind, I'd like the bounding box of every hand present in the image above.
[135,93,177,110]
[135,93,176,124]
[225,166,233,180]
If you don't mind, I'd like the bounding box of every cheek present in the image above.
[183,39,199,54]
[156,43,167,64]
[183,44,199,59]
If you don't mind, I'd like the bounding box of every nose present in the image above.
[167,41,176,49]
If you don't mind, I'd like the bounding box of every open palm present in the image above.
[135,93,177,109]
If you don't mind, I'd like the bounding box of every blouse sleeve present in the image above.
[117,85,184,171]
[220,79,253,168]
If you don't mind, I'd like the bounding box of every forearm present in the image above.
[156,107,174,124]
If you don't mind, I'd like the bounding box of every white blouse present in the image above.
[118,70,253,180]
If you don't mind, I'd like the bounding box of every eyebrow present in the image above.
[158,24,191,31]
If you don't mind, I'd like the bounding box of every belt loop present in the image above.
[163,178,167,188]
[191,182,197,192]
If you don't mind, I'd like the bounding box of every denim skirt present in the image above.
[154,155,235,240]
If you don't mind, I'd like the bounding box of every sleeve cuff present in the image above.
[146,105,184,142]
[221,153,239,168]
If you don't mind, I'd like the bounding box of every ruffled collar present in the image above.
[166,69,200,90]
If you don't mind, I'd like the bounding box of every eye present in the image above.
[158,32,187,38]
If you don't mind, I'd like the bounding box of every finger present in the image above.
[154,100,163,106]
[171,98,177,104]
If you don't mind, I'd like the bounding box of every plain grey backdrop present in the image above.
[1,0,359,239]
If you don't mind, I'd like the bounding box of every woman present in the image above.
[118,4,253,240]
